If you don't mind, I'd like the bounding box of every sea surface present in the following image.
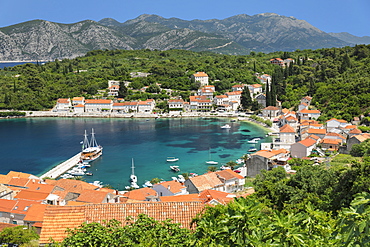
[0,117,270,190]
[0,61,41,69]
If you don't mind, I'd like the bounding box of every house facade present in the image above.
[192,72,209,86]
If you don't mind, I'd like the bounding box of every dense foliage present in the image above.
[0,45,368,120]
[0,226,39,246]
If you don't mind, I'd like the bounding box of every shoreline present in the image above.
[1,110,276,134]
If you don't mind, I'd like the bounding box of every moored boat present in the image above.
[221,124,231,129]
[80,129,103,163]
[170,166,180,172]
[167,157,179,162]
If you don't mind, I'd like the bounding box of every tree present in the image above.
[240,86,253,110]
[61,215,193,246]
[118,84,128,98]
[0,226,39,246]
[207,166,217,172]
[226,160,238,170]
[350,139,370,157]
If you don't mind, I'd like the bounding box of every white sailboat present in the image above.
[80,128,103,163]
[206,148,218,165]
[130,158,138,183]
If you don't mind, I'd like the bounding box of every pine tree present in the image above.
[241,87,253,110]
[265,81,270,106]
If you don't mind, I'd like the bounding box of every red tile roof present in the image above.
[349,128,362,134]
[264,106,279,111]
[39,202,205,243]
[280,124,296,133]
[188,173,223,192]
[76,190,112,203]
[298,138,317,147]
[215,169,244,180]
[300,109,321,114]
[157,180,185,194]
[84,99,112,104]
[122,187,157,201]
[14,190,49,201]
[46,179,99,194]
[23,204,47,222]
[0,222,17,231]
[193,72,208,77]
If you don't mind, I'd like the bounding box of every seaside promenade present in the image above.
[40,152,81,179]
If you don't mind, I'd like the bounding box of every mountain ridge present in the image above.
[0,13,357,61]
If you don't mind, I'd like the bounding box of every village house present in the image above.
[192,72,209,86]
[138,99,156,113]
[298,109,321,121]
[301,128,327,140]
[213,95,229,106]
[84,99,112,112]
[168,99,185,114]
[255,94,266,108]
[245,149,290,177]
[256,73,271,84]
[153,180,188,197]
[72,97,85,106]
[225,91,242,106]
[56,98,71,112]
[262,106,280,119]
[0,198,38,225]
[300,96,312,106]
[346,133,370,152]
[197,85,215,99]
[320,138,343,151]
[270,58,285,67]
[108,85,120,97]
[232,84,245,92]
[273,124,296,150]
[326,118,349,130]
[247,84,263,95]
[184,170,245,194]
[290,137,318,158]
[189,96,212,112]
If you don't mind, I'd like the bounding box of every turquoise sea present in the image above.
[0,117,270,190]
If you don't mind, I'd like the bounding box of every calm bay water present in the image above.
[0,62,39,69]
[0,117,270,190]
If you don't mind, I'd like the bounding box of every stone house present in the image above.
[192,72,209,86]
[290,138,317,158]
[245,149,290,177]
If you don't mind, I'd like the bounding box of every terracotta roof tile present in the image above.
[122,187,157,201]
[193,72,208,77]
[57,98,70,104]
[264,106,279,111]
[280,124,296,133]
[85,99,112,104]
[298,138,317,147]
[23,204,47,222]
[39,202,205,243]
[0,222,17,231]
[47,179,99,194]
[157,180,185,194]
[14,190,49,201]
[306,128,327,135]
[349,128,362,134]
[188,173,223,192]
[199,189,236,205]
[320,138,342,145]
[300,109,321,114]
[215,169,244,180]
[160,194,202,202]
[76,190,112,203]
[325,132,346,139]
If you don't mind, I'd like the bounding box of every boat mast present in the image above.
[131,158,135,176]
[82,130,90,150]
[89,128,99,148]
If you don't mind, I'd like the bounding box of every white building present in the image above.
[84,99,112,112]
[192,72,209,86]
[56,98,71,112]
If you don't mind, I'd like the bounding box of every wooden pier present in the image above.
[40,152,81,179]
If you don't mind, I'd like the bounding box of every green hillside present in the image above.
[0,45,369,120]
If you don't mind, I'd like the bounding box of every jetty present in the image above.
[40,153,81,179]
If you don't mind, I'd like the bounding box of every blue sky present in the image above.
[1,0,369,37]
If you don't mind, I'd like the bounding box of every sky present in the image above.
[1,0,369,37]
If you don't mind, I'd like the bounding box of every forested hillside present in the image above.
[0,45,369,120]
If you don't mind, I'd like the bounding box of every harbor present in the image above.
[40,152,81,179]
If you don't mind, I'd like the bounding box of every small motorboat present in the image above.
[85,172,93,176]
[170,166,180,172]
[142,181,153,188]
[167,157,179,162]
[221,124,231,129]
[248,147,257,152]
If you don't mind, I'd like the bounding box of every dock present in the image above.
[40,152,81,179]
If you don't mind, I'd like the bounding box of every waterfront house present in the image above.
[84,99,112,112]
[112,102,126,113]
[138,99,155,113]
[214,95,229,107]
[39,201,205,244]
[168,99,185,113]
[189,96,212,112]
[56,98,71,112]
[290,138,317,158]
[192,72,209,86]
[273,124,296,151]
[245,149,290,177]
[262,106,280,119]
[72,97,85,106]
[73,104,85,113]
[225,91,242,106]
